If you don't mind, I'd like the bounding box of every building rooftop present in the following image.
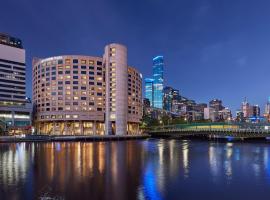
[0,33,23,49]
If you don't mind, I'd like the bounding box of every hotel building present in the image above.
[0,33,32,135]
[32,43,142,135]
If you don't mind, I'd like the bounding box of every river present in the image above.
[0,139,270,200]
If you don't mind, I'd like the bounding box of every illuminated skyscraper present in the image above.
[152,56,164,109]
[145,78,154,106]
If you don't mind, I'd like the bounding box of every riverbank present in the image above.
[0,134,150,143]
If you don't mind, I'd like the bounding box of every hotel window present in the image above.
[81,60,86,64]
[81,71,86,74]
[58,60,63,64]
[97,61,102,66]
[65,66,70,69]
[81,66,86,69]
[73,70,78,74]
[65,59,71,64]
[73,59,78,64]
[81,97,87,100]
[89,66,94,70]
[73,96,79,100]
[110,62,116,67]
[73,65,78,69]
[89,60,94,65]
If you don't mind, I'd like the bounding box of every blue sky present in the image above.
[1,0,270,113]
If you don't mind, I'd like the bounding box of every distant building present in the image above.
[240,98,261,122]
[207,99,225,122]
[251,105,260,117]
[0,33,32,135]
[145,78,154,106]
[163,86,180,112]
[219,107,232,121]
[241,98,251,118]
[204,107,216,121]
[152,56,164,109]
[236,110,244,122]
[209,99,224,111]
[264,97,270,121]
[143,98,151,116]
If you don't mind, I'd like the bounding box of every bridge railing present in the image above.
[148,122,270,132]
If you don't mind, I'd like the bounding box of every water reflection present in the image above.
[1,140,270,199]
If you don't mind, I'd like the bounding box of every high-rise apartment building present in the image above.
[0,33,32,134]
[32,43,142,135]
[152,56,164,109]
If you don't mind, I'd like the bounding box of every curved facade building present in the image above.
[32,44,142,135]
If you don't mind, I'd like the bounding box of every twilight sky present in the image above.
[1,0,270,113]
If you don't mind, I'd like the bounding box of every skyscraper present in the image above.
[241,97,250,118]
[152,56,164,109]
[163,86,180,112]
[0,33,32,134]
[145,78,154,106]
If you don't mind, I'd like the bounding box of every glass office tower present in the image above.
[145,78,154,106]
[152,56,164,109]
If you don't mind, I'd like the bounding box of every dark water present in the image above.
[1,139,270,200]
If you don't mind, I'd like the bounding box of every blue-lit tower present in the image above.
[145,78,154,106]
[152,56,164,109]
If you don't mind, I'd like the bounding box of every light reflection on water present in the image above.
[1,139,270,200]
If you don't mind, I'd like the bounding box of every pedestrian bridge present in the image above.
[147,122,270,139]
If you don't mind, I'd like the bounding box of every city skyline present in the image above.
[2,0,270,113]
